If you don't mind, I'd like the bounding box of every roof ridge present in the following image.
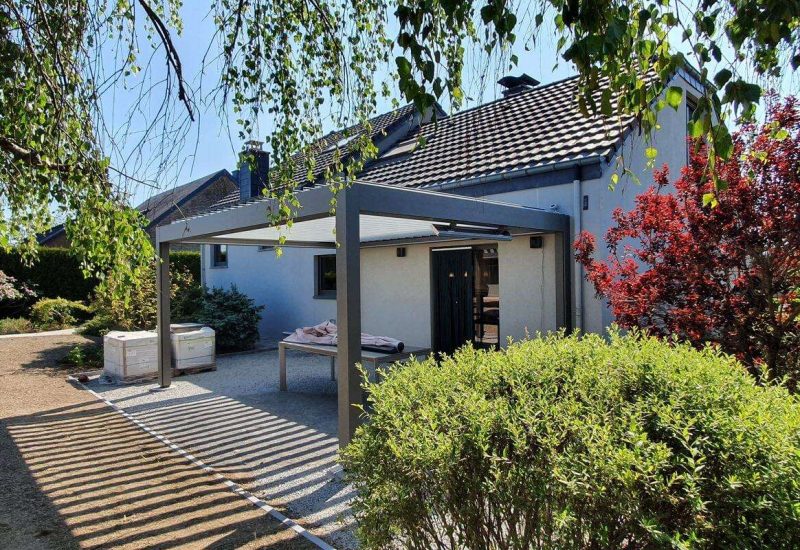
[431,74,581,125]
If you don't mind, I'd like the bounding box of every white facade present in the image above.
[203,74,699,345]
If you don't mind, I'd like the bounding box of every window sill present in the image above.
[313,293,336,300]
[210,265,228,269]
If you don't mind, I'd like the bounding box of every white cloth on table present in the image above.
[283,320,404,352]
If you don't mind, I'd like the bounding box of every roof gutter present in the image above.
[421,156,605,193]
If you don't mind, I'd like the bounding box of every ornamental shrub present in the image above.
[0,270,38,318]
[341,330,800,549]
[30,298,91,329]
[575,97,800,389]
[197,285,263,352]
[92,260,198,331]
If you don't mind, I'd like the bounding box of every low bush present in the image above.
[341,330,800,549]
[197,285,263,352]
[0,317,34,334]
[30,298,91,329]
[78,313,117,337]
[61,343,103,369]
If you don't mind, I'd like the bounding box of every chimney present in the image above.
[498,73,540,97]
[237,140,269,202]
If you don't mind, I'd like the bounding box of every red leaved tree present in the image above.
[575,96,800,389]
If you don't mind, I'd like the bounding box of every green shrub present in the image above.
[197,285,263,352]
[0,317,34,334]
[30,298,91,329]
[169,250,201,281]
[61,343,103,369]
[172,284,205,323]
[78,313,117,337]
[92,261,198,331]
[0,248,96,302]
[341,330,800,549]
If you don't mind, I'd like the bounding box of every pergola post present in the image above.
[156,239,172,388]
[335,186,362,447]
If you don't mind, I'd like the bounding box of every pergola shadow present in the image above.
[156,182,572,446]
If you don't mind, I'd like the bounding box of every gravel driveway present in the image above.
[0,333,318,549]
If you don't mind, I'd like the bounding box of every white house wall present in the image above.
[484,73,698,334]
[203,234,559,346]
[203,73,698,343]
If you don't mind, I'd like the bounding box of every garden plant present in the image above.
[342,331,800,549]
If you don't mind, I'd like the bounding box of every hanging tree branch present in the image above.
[137,0,194,121]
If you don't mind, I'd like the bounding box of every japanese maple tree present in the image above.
[575,97,800,389]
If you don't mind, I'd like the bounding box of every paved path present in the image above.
[0,328,77,339]
[0,333,317,549]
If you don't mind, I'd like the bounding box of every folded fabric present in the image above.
[284,320,404,353]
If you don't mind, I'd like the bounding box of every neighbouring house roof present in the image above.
[37,169,234,246]
[136,169,233,227]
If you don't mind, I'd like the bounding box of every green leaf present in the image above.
[666,86,683,110]
[396,57,412,79]
[713,68,732,88]
[646,147,658,159]
[702,192,718,208]
[773,128,789,141]
[713,124,734,159]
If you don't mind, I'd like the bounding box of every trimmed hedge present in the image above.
[0,248,96,301]
[342,331,800,549]
[0,248,200,312]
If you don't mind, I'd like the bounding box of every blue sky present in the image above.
[103,4,793,208]
[105,5,576,207]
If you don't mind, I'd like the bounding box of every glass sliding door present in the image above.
[473,246,499,348]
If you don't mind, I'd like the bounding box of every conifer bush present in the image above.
[341,331,800,549]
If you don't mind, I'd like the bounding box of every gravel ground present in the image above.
[0,333,317,549]
[87,349,359,549]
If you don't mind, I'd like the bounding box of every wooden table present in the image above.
[278,341,431,391]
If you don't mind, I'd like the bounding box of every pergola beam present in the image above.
[358,183,570,234]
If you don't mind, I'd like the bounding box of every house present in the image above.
[37,169,238,249]
[197,70,702,350]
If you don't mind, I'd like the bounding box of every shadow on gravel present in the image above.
[0,418,80,549]
[2,400,314,549]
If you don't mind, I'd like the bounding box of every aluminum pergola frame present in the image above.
[155,182,572,447]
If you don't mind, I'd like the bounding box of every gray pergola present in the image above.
[155,182,571,447]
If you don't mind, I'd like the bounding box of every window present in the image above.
[314,254,336,298]
[258,245,275,252]
[212,244,228,267]
[686,95,698,165]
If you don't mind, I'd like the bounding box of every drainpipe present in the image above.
[572,179,583,332]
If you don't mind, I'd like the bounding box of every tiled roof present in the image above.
[207,104,420,209]
[360,75,634,188]
[204,73,654,214]
[291,103,419,187]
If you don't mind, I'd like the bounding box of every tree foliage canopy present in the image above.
[1,0,798,294]
[575,97,800,389]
